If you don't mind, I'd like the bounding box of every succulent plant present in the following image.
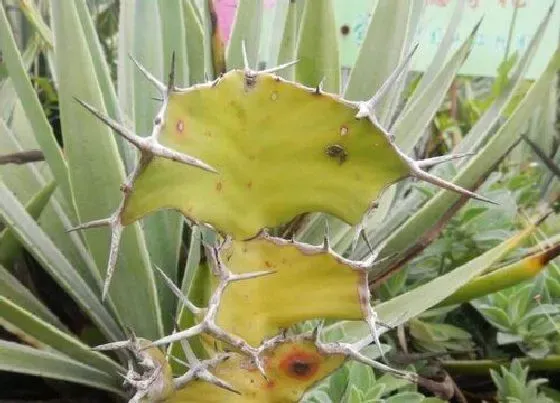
[1,0,559,402]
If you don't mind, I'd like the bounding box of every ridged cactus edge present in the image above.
[73,54,490,402]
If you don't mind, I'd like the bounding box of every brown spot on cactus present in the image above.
[325,144,348,164]
[279,350,320,380]
[216,182,222,191]
[340,125,349,136]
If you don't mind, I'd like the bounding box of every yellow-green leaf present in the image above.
[439,242,560,306]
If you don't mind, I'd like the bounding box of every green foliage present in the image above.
[1,1,560,402]
[490,359,553,403]
[303,358,438,403]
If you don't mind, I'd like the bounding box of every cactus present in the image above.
[0,1,558,402]
[72,43,494,399]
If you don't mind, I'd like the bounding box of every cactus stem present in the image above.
[355,43,418,120]
[146,245,286,381]
[416,152,474,169]
[129,54,166,94]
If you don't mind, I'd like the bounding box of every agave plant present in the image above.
[1,0,560,402]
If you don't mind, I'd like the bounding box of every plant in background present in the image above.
[1,0,560,402]
[491,359,553,403]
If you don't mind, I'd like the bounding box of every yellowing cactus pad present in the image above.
[212,235,370,346]
[167,340,345,402]
[122,70,409,239]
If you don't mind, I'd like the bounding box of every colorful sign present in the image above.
[214,0,560,79]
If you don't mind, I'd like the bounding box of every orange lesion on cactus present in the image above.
[278,349,321,380]
[120,70,410,239]
[166,340,345,403]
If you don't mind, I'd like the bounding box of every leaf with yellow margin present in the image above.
[211,235,371,347]
[121,70,410,239]
[166,339,345,402]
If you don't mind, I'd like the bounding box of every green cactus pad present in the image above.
[121,70,409,239]
[211,235,370,347]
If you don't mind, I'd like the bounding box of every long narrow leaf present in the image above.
[0,340,123,395]
[0,181,56,267]
[16,0,54,48]
[0,117,102,290]
[414,0,465,94]
[0,6,72,212]
[0,264,64,330]
[454,4,554,156]
[331,223,538,344]
[226,0,263,70]
[117,0,136,121]
[393,21,480,155]
[129,0,181,334]
[276,0,298,80]
[74,0,135,171]
[295,0,340,92]
[0,35,40,121]
[0,296,122,375]
[51,0,162,340]
[0,181,124,342]
[344,1,414,104]
[182,0,205,84]
[439,241,560,306]
[159,0,189,86]
[375,47,560,263]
